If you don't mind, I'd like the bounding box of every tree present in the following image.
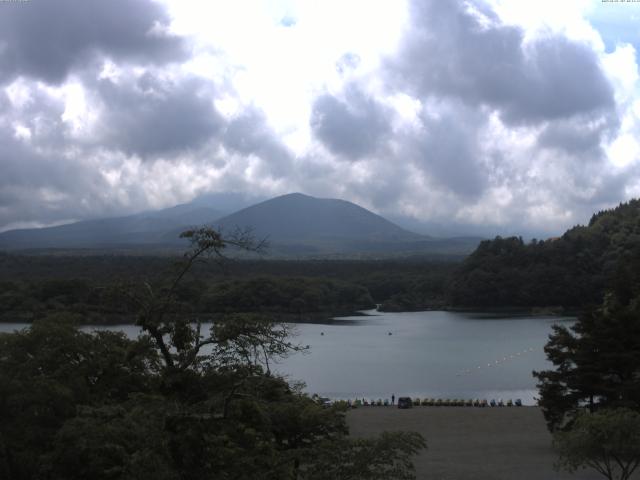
[129,226,272,373]
[0,226,426,480]
[554,408,640,480]
[533,291,640,431]
[300,431,426,480]
[44,397,175,480]
[0,315,159,480]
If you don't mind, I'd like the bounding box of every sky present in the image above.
[1,0,640,237]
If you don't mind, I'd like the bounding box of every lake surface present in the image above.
[0,310,572,405]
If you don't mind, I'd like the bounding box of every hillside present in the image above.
[207,193,480,256]
[0,204,224,250]
[0,192,482,257]
[448,199,640,308]
[217,193,421,242]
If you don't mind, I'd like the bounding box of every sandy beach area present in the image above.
[347,407,612,480]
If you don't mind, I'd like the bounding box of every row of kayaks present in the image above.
[405,398,523,407]
[327,398,524,407]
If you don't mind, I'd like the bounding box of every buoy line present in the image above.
[455,347,536,376]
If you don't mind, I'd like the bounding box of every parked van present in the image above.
[397,397,412,409]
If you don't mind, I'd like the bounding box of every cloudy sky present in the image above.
[1,0,640,237]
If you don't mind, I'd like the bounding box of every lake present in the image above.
[0,310,571,405]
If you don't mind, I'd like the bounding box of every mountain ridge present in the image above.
[0,192,482,256]
[0,204,225,250]
[214,193,424,242]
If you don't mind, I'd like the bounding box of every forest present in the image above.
[449,200,640,309]
[2,200,640,323]
[0,228,427,480]
[0,255,455,323]
[3,202,640,479]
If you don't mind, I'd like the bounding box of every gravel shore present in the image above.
[347,407,609,480]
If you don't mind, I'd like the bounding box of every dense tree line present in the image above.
[532,231,640,479]
[0,254,458,284]
[0,257,456,322]
[449,200,640,308]
[0,228,425,479]
[201,277,374,315]
[4,199,640,316]
[533,243,640,431]
[0,277,374,322]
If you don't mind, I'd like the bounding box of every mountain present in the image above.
[189,191,267,213]
[216,193,421,241]
[208,193,480,256]
[0,203,224,250]
[0,192,482,256]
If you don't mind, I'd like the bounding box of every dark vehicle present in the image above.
[397,397,412,409]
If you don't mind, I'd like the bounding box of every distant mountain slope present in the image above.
[0,204,224,250]
[449,199,640,308]
[0,192,482,256]
[207,193,481,256]
[214,193,422,243]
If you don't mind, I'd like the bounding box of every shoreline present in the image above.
[0,305,579,326]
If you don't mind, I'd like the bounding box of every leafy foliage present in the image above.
[0,257,455,321]
[554,408,640,480]
[0,316,159,479]
[0,227,425,480]
[450,199,640,308]
[201,277,374,315]
[300,431,426,480]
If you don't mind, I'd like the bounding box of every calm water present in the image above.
[0,310,571,405]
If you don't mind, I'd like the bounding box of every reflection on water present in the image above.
[0,310,572,405]
[294,318,368,326]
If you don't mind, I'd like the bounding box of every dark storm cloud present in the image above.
[389,0,615,125]
[0,91,115,229]
[358,0,626,206]
[585,167,640,205]
[310,86,391,159]
[348,161,412,211]
[0,0,635,237]
[0,91,10,113]
[305,0,619,204]
[93,71,295,165]
[537,113,618,156]
[407,106,488,198]
[0,126,108,228]
[0,67,297,230]
[96,73,224,158]
[224,108,294,175]
[0,0,186,85]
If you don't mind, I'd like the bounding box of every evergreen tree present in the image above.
[534,290,640,431]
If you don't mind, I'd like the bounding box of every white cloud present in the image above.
[162,0,408,146]
[2,0,640,238]
[488,0,602,48]
[608,133,640,168]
